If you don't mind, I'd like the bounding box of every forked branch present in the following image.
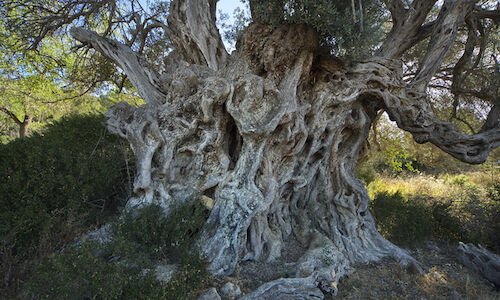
[0,106,22,125]
[167,0,228,70]
[378,0,437,59]
[411,0,475,90]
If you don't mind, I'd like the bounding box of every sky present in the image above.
[216,0,248,50]
[217,0,245,16]
[138,0,248,49]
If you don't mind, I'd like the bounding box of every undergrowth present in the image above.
[27,202,211,299]
[368,172,500,251]
[0,114,133,296]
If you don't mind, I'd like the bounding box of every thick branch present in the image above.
[378,0,437,59]
[70,27,164,104]
[411,0,475,90]
[384,90,500,164]
[480,102,500,133]
[359,60,500,164]
[0,106,22,125]
[167,0,228,70]
[475,7,500,24]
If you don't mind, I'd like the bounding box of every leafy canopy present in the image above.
[248,0,387,59]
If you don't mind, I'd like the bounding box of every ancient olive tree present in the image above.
[4,0,500,297]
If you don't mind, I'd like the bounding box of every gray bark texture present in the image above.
[70,0,500,297]
[457,243,500,286]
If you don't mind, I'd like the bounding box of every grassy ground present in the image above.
[334,169,500,299]
[337,240,499,299]
[367,171,500,253]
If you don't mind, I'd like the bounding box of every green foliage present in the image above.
[429,202,464,242]
[369,173,500,252]
[27,203,211,299]
[387,148,419,174]
[356,162,377,185]
[370,191,434,246]
[449,181,500,251]
[487,182,500,202]
[27,241,150,299]
[0,114,133,293]
[218,6,251,47]
[443,174,470,186]
[111,201,210,262]
[251,0,386,59]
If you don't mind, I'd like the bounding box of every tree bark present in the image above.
[167,0,228,70]
[88,24,422,296]
[0,106,31,138]
[19,115,32,138]
[457,243,500,286]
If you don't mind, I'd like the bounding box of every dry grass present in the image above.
[368,170,500,252]
[337,241,499,299]
[368,169,500,200]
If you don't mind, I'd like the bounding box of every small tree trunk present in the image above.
[19,115,32,138]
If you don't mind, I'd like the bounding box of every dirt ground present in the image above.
[212,239,499,299]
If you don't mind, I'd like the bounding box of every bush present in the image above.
[27,203,211,299]
[430,202,464,242]
[113,201,209,259]
[444,174,470,186]
[370,191,434,246]
[0,114,133,293]
[452,186,500,252]
[369,185,498,251]
[356,163,376,185]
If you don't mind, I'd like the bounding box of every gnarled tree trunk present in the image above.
[70,0,500,297]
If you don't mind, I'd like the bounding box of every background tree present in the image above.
[2,0,499,297]
[0,0,159,140]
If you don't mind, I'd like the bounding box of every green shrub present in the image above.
[487,183,500,202]
[387,149,419,174]
[112,201,209,262]
[430,202,464,242]
[356,163,376,185]
[0,114,133,293]
[443,174,475,188]
[453,188,500,252]
[27,203,211,299]
[369,189,499,250]
[370,191,433,246]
